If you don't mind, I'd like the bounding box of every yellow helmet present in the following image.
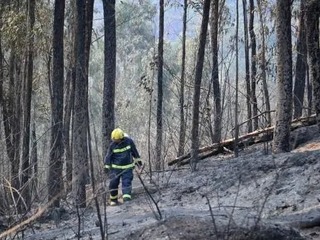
[111,128,124,141]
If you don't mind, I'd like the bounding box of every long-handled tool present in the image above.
[135,167,162,220]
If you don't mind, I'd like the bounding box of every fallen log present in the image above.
[168,114,317,166]
[169,126,273,166]
[177,148,223,166]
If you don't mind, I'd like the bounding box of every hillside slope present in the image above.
[20,124,320,239]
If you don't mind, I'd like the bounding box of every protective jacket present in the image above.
[104,137,141,169]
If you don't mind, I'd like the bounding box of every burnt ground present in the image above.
[3,124,320,239]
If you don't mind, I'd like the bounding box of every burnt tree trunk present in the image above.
[178,0,187,156]
[305,1,320,130]
[21,0,36,210]
[293,0,307,119]
[48,0,65,208]
[155,0,164,170]
[64,0,77,189]
[273,0,292,153]
[257,0,271,127]
[210,0,222,143]
[73,0,89,208]
[102,0,116,156]
[249,0,258,130]
[242,0,252,133]
[190,0,211,171]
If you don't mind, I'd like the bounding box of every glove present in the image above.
[104,165,110,174]
[134,159,143,168]
[134,159,144,174]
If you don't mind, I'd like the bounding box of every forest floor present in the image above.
[6,124,320,239]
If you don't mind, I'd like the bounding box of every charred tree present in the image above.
[73,0,89,208]
[21,0,35,210]
[178,0,187,156]
[305,1,320,129]
[190,0,211,171]
[155,0,164,170]
[257,0,271,127]
[293,0,307,119]
[249,0,258,130]
[273,0,292,153]
[48,0,65,208]
[242,0,252,133]
[210,0,222,143]
[102,0,116,156]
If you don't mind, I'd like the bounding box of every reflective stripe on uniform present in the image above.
[104,165,110,169]
[113,145,131,153]
[111,163,134,169]
[123,194,131,199]
[110,195,118,200]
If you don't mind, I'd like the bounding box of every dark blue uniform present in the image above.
[104,137,141,202]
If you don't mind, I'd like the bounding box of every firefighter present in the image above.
[104,128,143,206]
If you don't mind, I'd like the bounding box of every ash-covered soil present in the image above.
[6,125,320,239]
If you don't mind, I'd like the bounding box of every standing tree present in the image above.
[64,0,77,189]
[73,0,89,208]
[257,0,271,126]
[210,0,222,143]
[190,0,211,171]
[273,0,292,153]
[249,0,258,130]
[83,0,94,186]
[21,0,35,210]
[305,0,320,128]
[234,0,240,157]
[84,1,94,70]
[242,0,252,133]
[1,2,24,212]
[178,0,187,156]
[48,0,65,208]
[102,0,116,156]
[293,0,307,119]
[0,4,3,153]
[155,0,164,170]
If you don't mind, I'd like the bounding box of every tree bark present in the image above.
[73,0,88,208]
[178,0,187,156]
[0,5,22,207]
[21,0,36,210]
[31,122,38,200]
[293,0,307,119]
[48,0,65,208]
[64,0,77,189]
[210,0,222,143]
[234,0,240,157]
[257,0,271,127]
[242,0,252,133]
[249,0,258,130]
[190,0,211,171]
[273,0,292,153]
[9,51,22,210]
[102,0,116,156]
[155,0,164,171]
[305,1,320,130]
[85,0,94,70]
[83,0,94,185]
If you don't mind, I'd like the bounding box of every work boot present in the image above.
[123,196,131,202]
[109,200,118,206]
